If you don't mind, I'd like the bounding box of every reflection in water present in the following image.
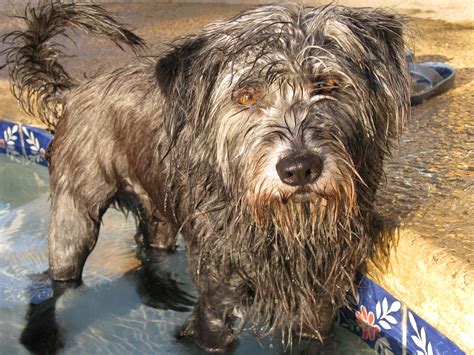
[20,273,77,354]
[135,248,195,313]
[20,247,195,354]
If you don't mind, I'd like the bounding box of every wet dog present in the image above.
[2,2,409,351]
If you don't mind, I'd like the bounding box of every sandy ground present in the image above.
[0,1,472,125]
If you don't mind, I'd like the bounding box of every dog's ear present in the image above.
[155,37,209,142]
[355,10,408,79]
[156,37,207,99]
[322,8,410,140]
[349,10,410,140]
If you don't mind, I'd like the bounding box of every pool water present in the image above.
[0,154,373,354]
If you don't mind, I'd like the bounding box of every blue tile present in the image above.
[407,309,465,355]
[0,127,6,155]
[21,124,52,166]
[339,276,404,354]
[338,276,465,355]
[0,120,24,157]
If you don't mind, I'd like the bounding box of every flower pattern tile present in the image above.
[0,121,51,164]
[337,275,464,355]
[339,275,404,354]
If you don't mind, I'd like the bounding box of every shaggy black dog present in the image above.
[2,2,409,352]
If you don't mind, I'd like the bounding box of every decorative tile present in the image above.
[22,124,52,166]
[357,278,404,354]
[407,309,464,355]
[0,120,23,157]
[337,276,464,355]
[0,133,5,155]
[338,275,403,354]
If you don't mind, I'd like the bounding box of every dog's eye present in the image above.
[234,87,259,107]
[312,78,339,96]
[239,92,257,106]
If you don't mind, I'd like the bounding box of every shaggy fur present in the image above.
[2,1,409,351]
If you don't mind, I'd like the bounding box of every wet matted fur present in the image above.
[2,1,409,351]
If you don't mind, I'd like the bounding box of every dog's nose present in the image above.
[276,153,322,186]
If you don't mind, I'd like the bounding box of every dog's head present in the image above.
[157,4,409,226]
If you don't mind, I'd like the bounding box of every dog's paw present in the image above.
[177,309,235,352]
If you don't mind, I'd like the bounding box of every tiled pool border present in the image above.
[0,119,464,354]
[0,120,51,166]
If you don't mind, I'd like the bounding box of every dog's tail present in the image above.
[1,1,146,130]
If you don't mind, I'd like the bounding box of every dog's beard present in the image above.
[224,190,371,343]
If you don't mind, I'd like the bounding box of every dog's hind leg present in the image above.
[117,182,177,251]
[48,189,110,281]
[135,204,177,251]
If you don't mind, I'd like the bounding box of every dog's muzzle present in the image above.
[276,152,322,187]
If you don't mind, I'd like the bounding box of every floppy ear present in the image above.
[155,37,208,142]
[321,8,410,140]
[156,37,207,99]
[350,10,410,140]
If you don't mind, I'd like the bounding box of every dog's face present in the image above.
[157,5,409,227]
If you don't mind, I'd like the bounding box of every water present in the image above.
[0,154,372,354]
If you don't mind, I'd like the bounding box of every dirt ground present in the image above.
[0,1,472,123]
[0,2,472,125]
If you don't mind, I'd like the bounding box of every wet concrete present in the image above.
[369,17,473,351]
[371,70,473,351]
[0,2,472,352]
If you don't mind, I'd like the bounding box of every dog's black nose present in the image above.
[276,153,322,186]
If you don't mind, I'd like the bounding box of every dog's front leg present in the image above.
[136,210,177,251]
[178,296,236,352]
[48,189,104,281]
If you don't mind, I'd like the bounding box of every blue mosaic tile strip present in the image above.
[0,119,466,355]
[0,121,6,155]
[338,275,465,355]
[407,308,464,355]
[0,120,24,157]
[22,124,52,166]
[0,120,51,165]
[358,276,404,354]
[338,277,402,354]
